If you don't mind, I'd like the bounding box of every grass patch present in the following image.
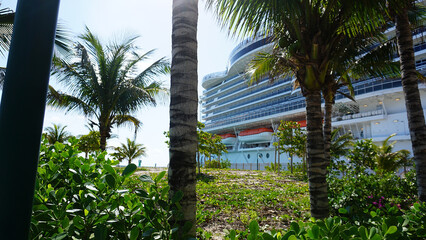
[196,169,310,238]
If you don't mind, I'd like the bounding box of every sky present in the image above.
[0,0,239,167]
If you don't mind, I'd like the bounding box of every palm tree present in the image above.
[391,0,426,201]
[169,0,198,236]
[354,0,426,201]
[374,134,412,175]
[48,27,169,151]
[321,34,399,166]
[113,138,146,166]
[0,5,71,88]
[206,0,384,219]
[43,124,71,145]
[330,128,353,160]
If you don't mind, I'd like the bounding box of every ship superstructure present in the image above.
[201,28,426,170]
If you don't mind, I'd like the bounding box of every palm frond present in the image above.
[47,85,96,117]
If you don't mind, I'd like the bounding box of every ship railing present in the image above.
[332,109,384,122]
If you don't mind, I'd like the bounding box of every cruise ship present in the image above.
[200,29,426,171]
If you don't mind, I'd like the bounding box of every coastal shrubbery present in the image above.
[31,138,186,239]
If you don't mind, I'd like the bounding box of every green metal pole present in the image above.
[0,0,60,238]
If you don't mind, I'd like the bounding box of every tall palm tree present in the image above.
[48,27,168,151]
[169,0,198,236]
[391,0,426,202]
[354,0,426,201]
[43,124,71,145]
[206,0,383,219]
[113,138,146,166]
[321,34,399,166]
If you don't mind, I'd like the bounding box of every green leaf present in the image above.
[290,222,300,234]
[139,175,154,183]
[135,189,149,198]
[371,234,382,240]
[282,231,296,240]
[104,165,116,176]
[359,226,368,240]
[385,226,397,235]
[105,174,116,188]
[228,229,236,240]
[155,171,166,182]
[262,232,275,240]
[413,203,421,211]
[249,220,259,238]
[339,208,348,214]
[288,235,298,240]
[130,227,140,240]
[72,216,84,230]
[52,233,67,240]
[369,227,377,239]
[122,164,137,177]
[370,211,377,217]
[311,225,320,239]
[61,216,70,228]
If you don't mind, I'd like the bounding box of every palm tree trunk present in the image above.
[305,91,329,219]
[99,126,108,151]
[395,9,426,201]
[323,98,333,168]
[169,0,198,236]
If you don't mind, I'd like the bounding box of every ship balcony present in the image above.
[332,109,386,127]
[203,89,302,121]
[201,80,292,114]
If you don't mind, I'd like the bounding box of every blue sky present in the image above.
[0,0,238,167]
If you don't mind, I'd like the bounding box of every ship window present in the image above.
[247,154,250,159]
[266,153,270,159]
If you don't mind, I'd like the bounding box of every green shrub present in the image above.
[204,158,231,169]
[31,137,187,239]
[327,169,418,220]
[225,202,426,239]
[265,163,282,172]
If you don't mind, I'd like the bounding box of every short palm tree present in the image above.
[374,134,412,175]
[48,27,169,151]
[330,128,353,160]
[43,124,71,145]
[113,138,146,166]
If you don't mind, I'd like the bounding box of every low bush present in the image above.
[31,137,188,239]
[265,163,282,172]
[225,202,426,239]
[204,158,231,169]
[328,168,417,220]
